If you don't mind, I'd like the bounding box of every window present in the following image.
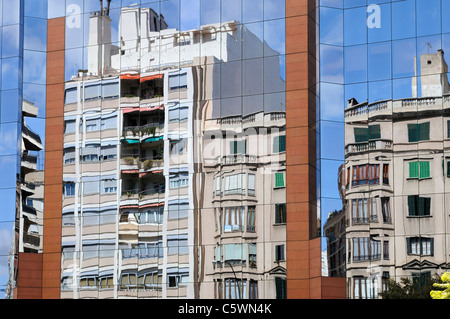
[138,240,163,258]
[382,272,390,293]
[353,276,378,299]
[64,120,76,134]
[168,203,189,220]
[352,237,381,261]
[139,207,163,224]
[275,204,286,224]
[140,271,162,290]
[224,278,246,299]
[63,147,75,164]
[84,84,101,100]
[83,180,100,195]
[170,138,187,156]
[352,164,380,186]
[85,118,100,132]
[65,87,78,104]
[169,172,189,188]
[224,173,246,195]
[168,105,188,122]
[275,244,285,262]
[248,174,255,195]
[167,269,189,288]
[381,197,391,223]
[98,276,114,289]
[79,277,97,289]
[214,176,221,196]
[230,140,246,155]
[383,240,389,260]
[409,161,430,179]
[413,272,431,289]
[407,237,434,256]
[81,144,100,162]
[248,243,257,267]
[101,145,117,161]
[167,236,189,255]
[382,164,389,184]
[354,125,381,142]
[64,182,75,197]
[249,280,258,299]
[275,172,285,188]
[352,198,368,224]
[275,277,286,299]
[407,195,431,216]
[101,116,117,130]
[273,135,286,153]
[223,206,245,232]
[102,82,119,99]
[101,179,117,194]
[168,72,187,90]
[247,206,255,232]
[408,122,430,142]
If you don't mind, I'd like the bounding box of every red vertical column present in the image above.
[42,17,65,299]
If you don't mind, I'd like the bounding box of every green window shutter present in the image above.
[408,124,418,142]
[406,238,411,255]
[447,161,450,177]
[409,162,418,178]
[275,172,284,187]
[448,121,450,138]
[424,197,431,216]
[368,125,381,140]
[408,195,417,216]
[419,122,430,141]
[354,127,368,143]
[273,136,286,153]
[230,141,237,154]
[279,135,286,152]
[419,161,430,178]
[418,197,426,216]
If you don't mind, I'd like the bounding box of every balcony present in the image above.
[345,139,393,156]
[220,154,257,166]
[122,123,164,140]
[23,232,40,249]
[22,124,43,151]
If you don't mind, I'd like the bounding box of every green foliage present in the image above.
[380,275,441,299]
[430,273,450,299]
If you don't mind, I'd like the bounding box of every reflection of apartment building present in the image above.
[198,110,286,299]
[58,3,286,299]
[342,50,450,299]
[9,99,45,298]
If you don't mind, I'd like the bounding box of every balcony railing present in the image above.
[220,154,257,165]
[22,124,42,145]
[346,139,392,155]
[23,232,40,247]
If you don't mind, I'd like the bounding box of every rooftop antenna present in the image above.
[100,0,103,15]
[427,42,432,54]
[106,0,111,16]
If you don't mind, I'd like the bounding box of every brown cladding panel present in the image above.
[285,0,345,299]
[42,17,65,299]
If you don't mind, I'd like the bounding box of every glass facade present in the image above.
[0,0,47,298]
[57,0,286,300]
[4,0,450,301]
[320,0,450,299]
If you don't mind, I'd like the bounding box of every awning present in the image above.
[140,74,163,82]
[121,73,140,80]
[121,104,164,114]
